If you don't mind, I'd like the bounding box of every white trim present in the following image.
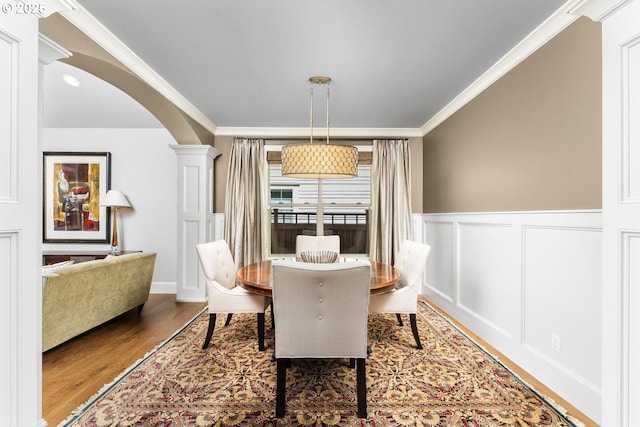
[568,0,633,21]
[169,144,221,158]
[174,296,207,303]
[40,0,76,17]
[421,208,602,217]
[213,213,225,240]
[214,126,423,138]
[60,0,217,135]
[38,33,71,65]
[150,281,177,295]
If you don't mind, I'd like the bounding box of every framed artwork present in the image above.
[43,152,111,243]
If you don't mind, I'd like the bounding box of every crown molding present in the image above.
[52,0,611,141]
[38,34,71,65]
[40,0,76,17]
[421,1,586,136]
[567,0,632,21]
[59,0,217,135]
[214,127,423,138]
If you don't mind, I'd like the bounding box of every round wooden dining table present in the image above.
[236,260,401,297]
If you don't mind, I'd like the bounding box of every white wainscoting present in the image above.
[213,213,225,241]
[148,214,223,295]
[416,210,602,424]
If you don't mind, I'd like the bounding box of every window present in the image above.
[270,187,295,223]
[270,188,293,204]
[267,143,371,257]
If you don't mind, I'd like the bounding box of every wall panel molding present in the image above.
[419,210,602,423]
[422,220,455,303]
[1,13,43,425]
[620,231,640,424]
[0,30,19,203]
[213,213,225,241]
[457,221,515,338]
[621,35,640,202]
[0,232,18,424]
[602,3,640,424]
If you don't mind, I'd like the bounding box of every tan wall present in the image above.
[213,136,233,213]
[408,137,423,213]
[422,17,602,213]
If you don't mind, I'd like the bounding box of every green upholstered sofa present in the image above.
[42,252,156,352]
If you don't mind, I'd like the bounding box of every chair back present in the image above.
[272,260,371,359]
[394,240,431,290]
[295,235,340,262]
[195,240,237,290]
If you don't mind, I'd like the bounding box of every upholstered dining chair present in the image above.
[295,234,341,262]
[196,240,269,351]
[368,240,431,349]
[271,260,371,418]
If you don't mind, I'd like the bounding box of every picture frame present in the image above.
[43,152,111,243]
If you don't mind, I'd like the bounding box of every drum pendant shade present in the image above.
[281,143,358,179]
[281,76,357,179]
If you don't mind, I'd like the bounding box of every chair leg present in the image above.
[396,313,404,326]
[349,358,355,368]
[257,313,265,351]
[202,313,216,349]
[224,313,233,326]
[356,358,367,418]
[276,358,288,418]
[409,313,423,349]
[270,302,275,329]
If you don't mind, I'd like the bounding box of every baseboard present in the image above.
[150,281,176,295]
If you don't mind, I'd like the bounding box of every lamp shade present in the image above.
[281,76,358,179]
[281,144,358,179]
[100,190,131,208]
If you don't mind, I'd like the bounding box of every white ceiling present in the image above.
[44,0,571,132]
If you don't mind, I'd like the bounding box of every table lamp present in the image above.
[100,190,131,254]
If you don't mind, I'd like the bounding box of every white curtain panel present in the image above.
[369,139,413,264]
[223,138,268,267]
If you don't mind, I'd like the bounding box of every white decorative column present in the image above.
[598,1,640,426]
[1,10,70,423]
[0,15,39,426]
[171,144,221,302]
[571,1,640,425]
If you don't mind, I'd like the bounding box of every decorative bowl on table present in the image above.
[300,250,339,263]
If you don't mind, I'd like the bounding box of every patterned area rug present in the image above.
[62,301,579,426]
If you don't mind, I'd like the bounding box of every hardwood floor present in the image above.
[43,294,597,427]
[42,294,205,426]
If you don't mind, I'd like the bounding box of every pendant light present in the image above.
[281,77,358,179]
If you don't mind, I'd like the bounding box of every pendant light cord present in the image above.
[326,81,330,145]
[308,78,331,145]
[309,83,314,145]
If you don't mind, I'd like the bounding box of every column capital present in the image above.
[170,144,221,159]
